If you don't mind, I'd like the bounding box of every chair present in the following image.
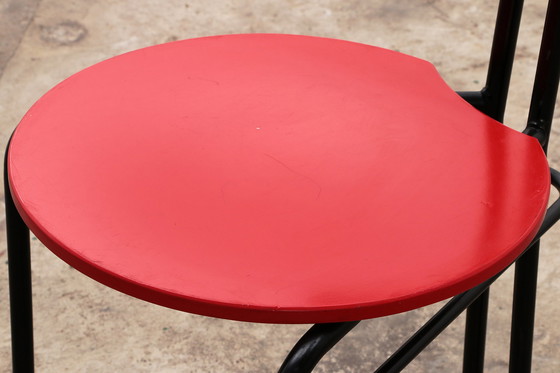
[4,0,560,371]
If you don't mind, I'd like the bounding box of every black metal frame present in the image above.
[4,139,34,373]
[4,0,560,372]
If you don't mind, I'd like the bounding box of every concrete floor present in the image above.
[1,0,559,371]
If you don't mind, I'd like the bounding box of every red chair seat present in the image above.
[7,34,550,323]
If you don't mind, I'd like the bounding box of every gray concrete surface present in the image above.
[1,0,559,371]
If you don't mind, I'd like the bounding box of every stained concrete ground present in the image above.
[0,0,559,372]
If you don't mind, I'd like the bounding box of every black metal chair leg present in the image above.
[508,244,540,373]
[278,321,360,373]
[509,0,560,369]
[463,289,489,373]
[4,146,35,373]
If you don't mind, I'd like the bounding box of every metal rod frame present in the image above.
[461,1,525,371]
[4,138,34,373]
[509,0,560,371]
[4,1,560,372]
[277,322,360,373]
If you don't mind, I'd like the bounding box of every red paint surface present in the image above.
[8,34,550,323]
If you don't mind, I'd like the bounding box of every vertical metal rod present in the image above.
[4,144,35,373]
[509,245,540,373]
[461,1,525,371]
[482,0,525,122]
[522,0,560,151]
[510,1,560,372]
[462,290,489,373]
[511,19,560,368]
[278,321,360,373]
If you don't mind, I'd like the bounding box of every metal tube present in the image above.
[462,290,489,373]
[510,1,560,371]
[523,0,560,152]
[460,2,526,370]
[374,277,497,373]
[278,321,360,373]
[4,142,35,373]
[482,0,525,122]
[508,172,560,373]
[509,244,540,373]
[456,91,485,111]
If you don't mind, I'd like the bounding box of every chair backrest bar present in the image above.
[523,0,560,153]
[483,0,525,122]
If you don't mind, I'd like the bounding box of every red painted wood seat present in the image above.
[7,34,550,324]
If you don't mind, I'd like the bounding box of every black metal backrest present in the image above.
[460,0,560,153]
[523,0,560,152]
[482,0,524,122]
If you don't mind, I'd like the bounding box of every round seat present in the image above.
[7,34,550,323]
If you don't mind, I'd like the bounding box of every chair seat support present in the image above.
[4,139,34,373]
